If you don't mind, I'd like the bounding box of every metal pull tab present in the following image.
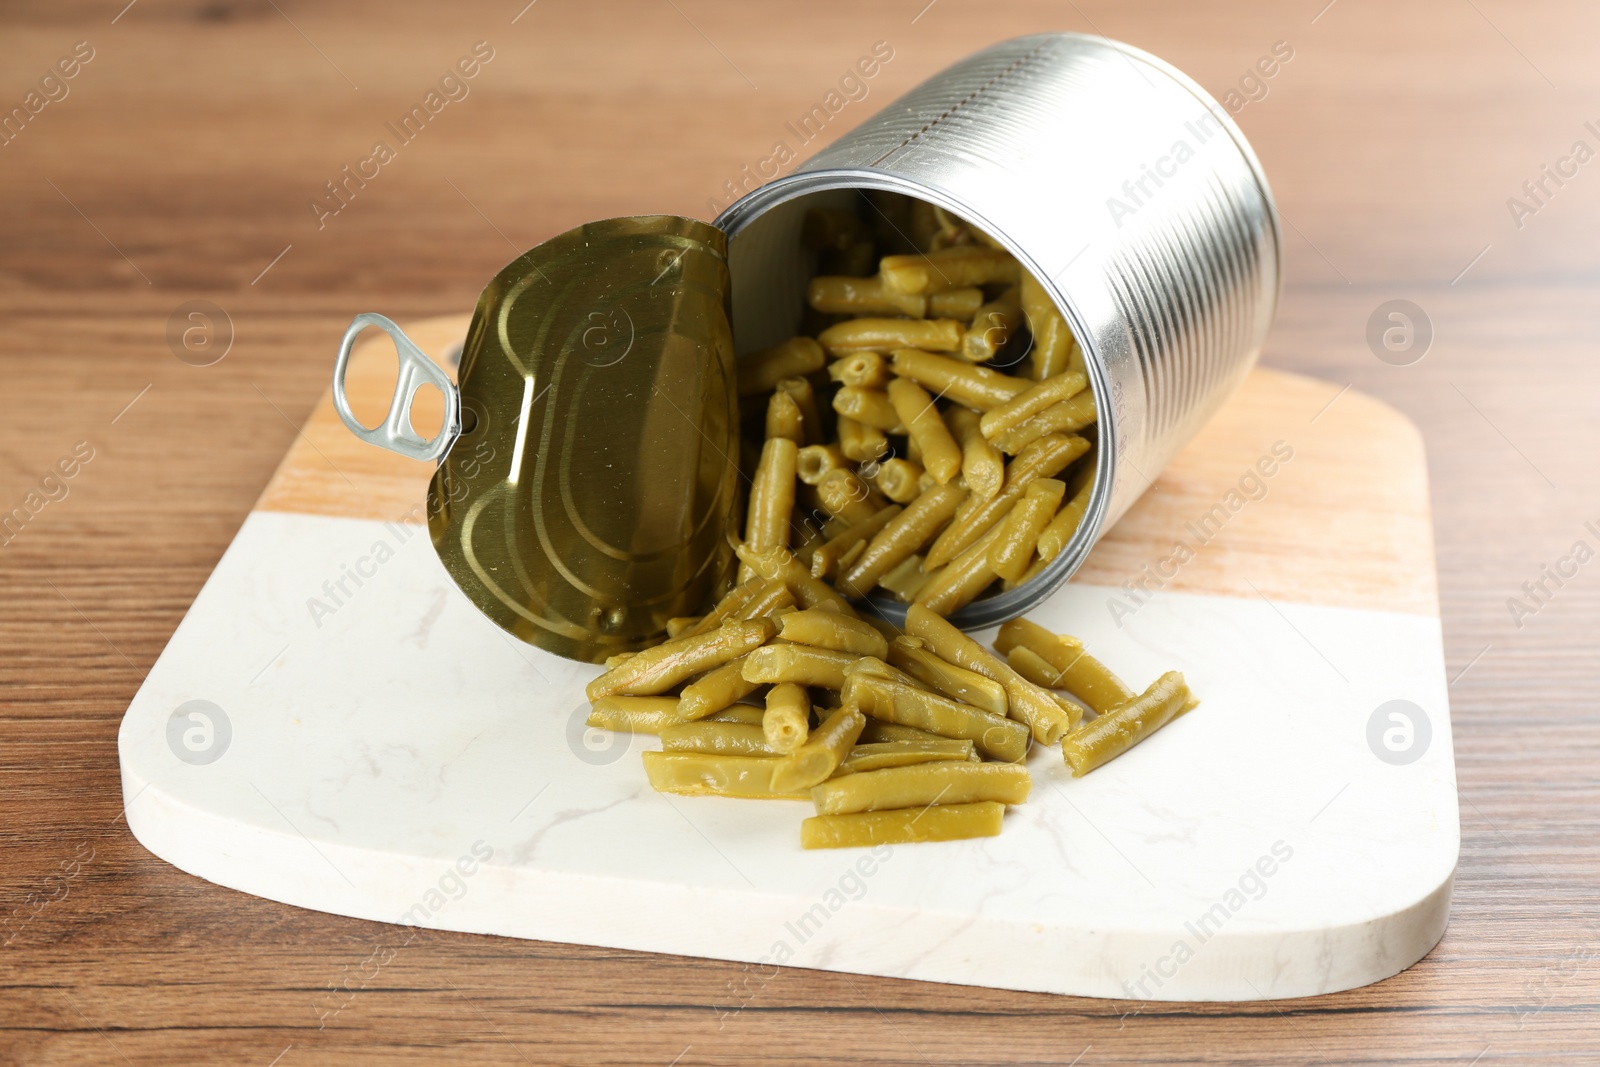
[332,313,461,463]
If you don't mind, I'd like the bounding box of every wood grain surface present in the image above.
[3,1,1598,1064]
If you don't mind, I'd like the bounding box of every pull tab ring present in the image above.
[332,313,461,463]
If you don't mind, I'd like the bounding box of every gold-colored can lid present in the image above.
[333,216,741,663]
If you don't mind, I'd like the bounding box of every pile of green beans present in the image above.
[582,194,1196,849]
[586,599,1196,848]
[734,193,1101,615]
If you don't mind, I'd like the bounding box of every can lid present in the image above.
[418,215,741,662]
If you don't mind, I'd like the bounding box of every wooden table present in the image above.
[3,1,1596,1063]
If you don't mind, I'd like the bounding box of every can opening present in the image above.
[721,184,1109,629]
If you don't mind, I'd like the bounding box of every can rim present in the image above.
[717,171,1114,630]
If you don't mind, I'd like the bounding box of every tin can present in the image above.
[717,32,1281,629]
[333,32,1279,661]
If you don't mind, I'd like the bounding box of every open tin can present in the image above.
[332,32,1280,664]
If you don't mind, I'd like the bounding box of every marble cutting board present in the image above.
[117,314,1457,1001]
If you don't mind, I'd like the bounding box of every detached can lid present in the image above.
[332,216,742,663]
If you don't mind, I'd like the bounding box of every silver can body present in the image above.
[718,32,1281,629]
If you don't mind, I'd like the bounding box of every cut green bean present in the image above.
[660,721,779,756]
[811,761,1033,815]
[800,801,1004,849]
[705,704,765,727]
[586,618,776,701]
[841,672,1030,763]
[643,752,811,799]
[778,609,889,659]
[836,739,978,774]
[994,618,1133,715]
[1061,671,1192,777]
[763,682,812,754]
[586,696,689,735]
[903,603,1078,742]
[888,638,1009,716]
[770,704,868,792]
[743,643,859,689]
[677,654,763,721]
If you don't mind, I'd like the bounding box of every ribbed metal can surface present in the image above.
[718,32,1281,628]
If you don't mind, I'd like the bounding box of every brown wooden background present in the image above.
[3,0,1598,1063]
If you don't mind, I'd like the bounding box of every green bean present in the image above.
[1035,476,1094,562]
[888,349,1031,411]
[841,672,1030,762]
[642,751,811,799]
[875,458,924,504]
[809,504,902,580]
[586,618,776,701]
[992,392,1097,454]
[778,609,889,659]
[796,443,850,486]
[859,719,948,745]
[1031,311,1076,381]
[733,578,796,623]
[1061,671,1192,777]
[988,478,1066,583]
[945,405,1004,501]
[705,704,765,726]
[586,696,688,734]
[923,433,1089,569]
[743,643,859,689]
[1019,269,1056,337]
[912,523,1006,615]
[745,437,797,559]
[877,552,934,602]
[831,386,906,434]
[800,801,1004,849]
[677,653,763,720]
[735,545,859,616]
[928,287,984,319]
[811,761,1033,815]
[683,578,762,638]
[836,739,978,774]
[770,704,867,792]
[888,638,1008,715]
[837,415,889,462]
[739,337,825,396]
[995,618,1134,715]
[903,603,1078,742]
[819,317,965,356]
[961,286,1023,363]
[887,377,962,484]
[763,682,811,753]
[1000,556,1048,592]
[775,376,823,447]
[765,390,805,444]
[978,371,1089,440]
[816,467,888,525]
[842,655,928,690]
[880,246,1020,295]
[660,721,778,756]
[828,350,893,389]
[808,275,927,318]
[838,482,966,597]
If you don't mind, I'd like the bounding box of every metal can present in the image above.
[333,32,1279,660]
[717,32,1281,628]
